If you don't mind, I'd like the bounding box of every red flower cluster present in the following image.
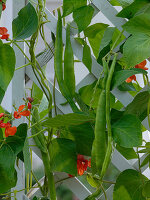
[0,98,33,138]
[14,105,31,119]
[0,0,6,11]
[0,27,9,40]
[126,60,148,83]
[0,113,17,137]
[69,154,91,177]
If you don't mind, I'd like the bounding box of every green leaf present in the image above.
[118,82,136,91]
[75,37,86,45]
[32,82,43,106]
[73,5,94,33]
[124,91,150,121]
[0,3,2,18]
[117,0,150,19]
[123,4,150,35]
[63,0,87,17]
[84,23,108,58]
[112,68,147,89]
[142,180,150,198]
[0,44,16,103]
[42,113,95,128]
[79,80,102,108]
[82,44,92,72]
[0,123,27,193]
[84,23,108,38]
[123,33,150,67]
[49,138,77,175]
[116,0,134,7]
[68,122,94,156]
[140,155,150,168]
[116,145,138,160]
[113,169,147,200]
[12,3,38,40]
[112,114,142,148]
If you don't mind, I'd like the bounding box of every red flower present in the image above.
[5,126,17,137]
[126,75,136,83]
[135,60,148,70]
[0,113,4,118]
[28,102,32,109]
[126,60,148,83]
[2,3,6,11]
[0,27,9,40]
[14,105,30,119]
[77,154,90,176]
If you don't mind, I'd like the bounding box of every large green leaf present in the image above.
[49,138,77,175]
[113,169,147,200]
[123,4,150,35]
[73,5,94,33]
[112,68,147,89]
[42,113,95,128]
[0,123,27,193]
[123,34,150,67]
[112,114,142,148]
[84,23,108,58]
[124,91,150,121]
[0,44,16,103]
[12,3,38,40]
[117,0,150,19]
[63,0,87,17]
[68,122,94,156]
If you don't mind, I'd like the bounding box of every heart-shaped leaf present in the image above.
[12,3,38,40]
[112,114,142,148]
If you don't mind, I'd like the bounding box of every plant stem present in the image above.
[15,62,31,71]
[41,152,56,200]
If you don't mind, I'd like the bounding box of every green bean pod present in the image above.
[31,107,47,153]
[64,24,75,97]
[54,8,63,89]
[94,90,107,175]
[100,54,117,179]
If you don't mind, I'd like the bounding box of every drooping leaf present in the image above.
[42,113,95,128]
[117,0,150,19]
[140,155,150,168]
[116,145,138,160]
[124,91,150,121]
[68,122,94,156]
[62,0,87,17]
[116,0,134,7]
[112,68,147,88]
[12,3,38,40]
[0,44,16,103]
[82,44,92,72]
[113,169,147,200]
[49,138,77,175]
[112,114,142,148]
[73,5,94,33]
